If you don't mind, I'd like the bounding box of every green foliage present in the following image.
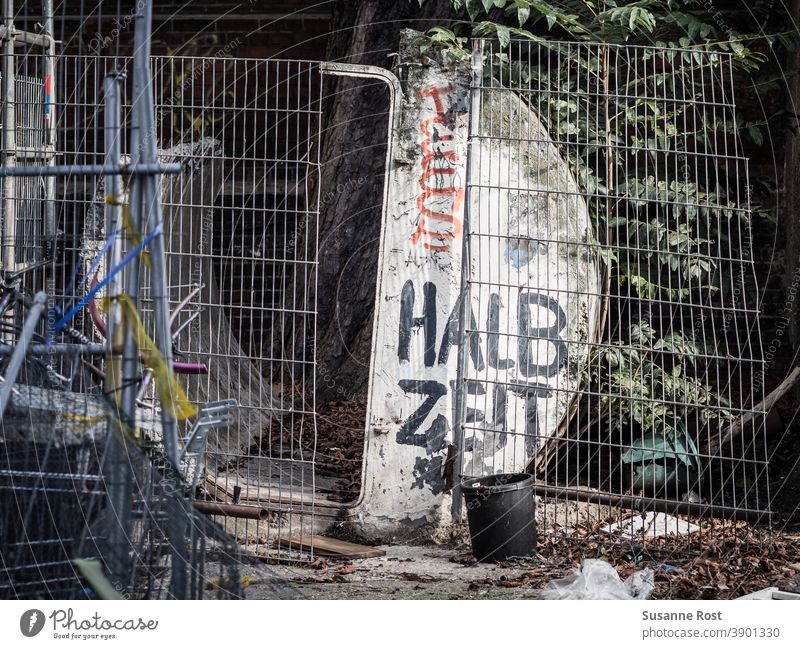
[592,323,730,434]
[417,0,790,459]
[419,0,793,69]
[621,420,705,494]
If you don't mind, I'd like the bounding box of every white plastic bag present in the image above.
[540,559,654,600]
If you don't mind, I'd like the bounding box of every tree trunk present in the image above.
[785,0,800,348]
[314,0,459,403]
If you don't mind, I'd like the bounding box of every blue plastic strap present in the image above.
[51,222,162,334]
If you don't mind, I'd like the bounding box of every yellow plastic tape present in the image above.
[105,195,151,268]
[102,294,198,421]
[59,407,138,443]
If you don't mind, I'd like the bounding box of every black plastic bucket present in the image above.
[461,473,537,562]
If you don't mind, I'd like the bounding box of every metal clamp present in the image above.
[181,399,238,459]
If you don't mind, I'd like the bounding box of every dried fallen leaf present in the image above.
[400,572,442,583]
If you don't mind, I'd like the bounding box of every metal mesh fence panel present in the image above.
[456,40,769,548]
[45,54,322,560]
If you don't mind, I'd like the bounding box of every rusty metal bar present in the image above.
[193,501,269,520]
[532,483,774,525]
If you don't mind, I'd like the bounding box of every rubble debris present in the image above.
[540,559,655,600]
[737,587,800,600]
[258,400,365,502]
[400,572,442,583]
[603,512,701,539]
[276,534,385,559]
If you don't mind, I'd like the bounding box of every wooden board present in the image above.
[276,534,385,559]
[204,472,341,509]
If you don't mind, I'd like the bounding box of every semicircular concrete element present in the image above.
[463,83,601,476]
[356,31,600,539]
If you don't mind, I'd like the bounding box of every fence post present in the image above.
[450,40,484,524]
[101,70,134,593]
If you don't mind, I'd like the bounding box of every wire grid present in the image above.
[48,55,323,560]
[82,432,246,601]
[0,69,49,269]
[0,377,244,600]
[458,40,768,545]
[0,380,105,598]
[0,49,248,597]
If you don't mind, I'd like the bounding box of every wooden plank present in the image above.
[276,534,385,559]
[204,473,342,509]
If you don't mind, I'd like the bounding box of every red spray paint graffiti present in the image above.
[411,84,464,251]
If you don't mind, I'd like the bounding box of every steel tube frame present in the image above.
[0,162,181,177]
[42,0,55,254]
[0,291,46,420]
[101,70,135,592]
[130,0,187,599]
[1,0,17,279]
[450,41,483,523]
[0,342,106,355]
[319,62,402,514]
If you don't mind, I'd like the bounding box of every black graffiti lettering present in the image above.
[437,292,484,371]
[396,380,448,452]
[518,292,568,377]
[491,383,508,448]
[508,382,554,455]
[411,454,446,494]
[487,293,515,370]
[398,280,437,367]
[450,380,509,454]
[421,414,448,454]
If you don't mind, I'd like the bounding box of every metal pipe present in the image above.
[0,292,47,421]
[450,40,484,523]
[531,483,774,525]
[132,0,186,600]
[120,14,148,443]
[2,0,17,286]
[0,162,182,177]
[171,308,201,340]
[43,0,56,256]
[101,71,135,593]
[192,501,269,521]
[0,24,54,48]
[104,73,124,351]
[0,342,106,355]
[132,2,180,466]
[169,283,203,327]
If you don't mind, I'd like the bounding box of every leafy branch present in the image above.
[418,0,789,481]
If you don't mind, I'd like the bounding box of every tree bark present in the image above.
[785,0,800,348]
[314,0,459,402]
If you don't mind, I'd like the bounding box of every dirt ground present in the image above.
[229,525,800,600]
[243,544,545,599]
